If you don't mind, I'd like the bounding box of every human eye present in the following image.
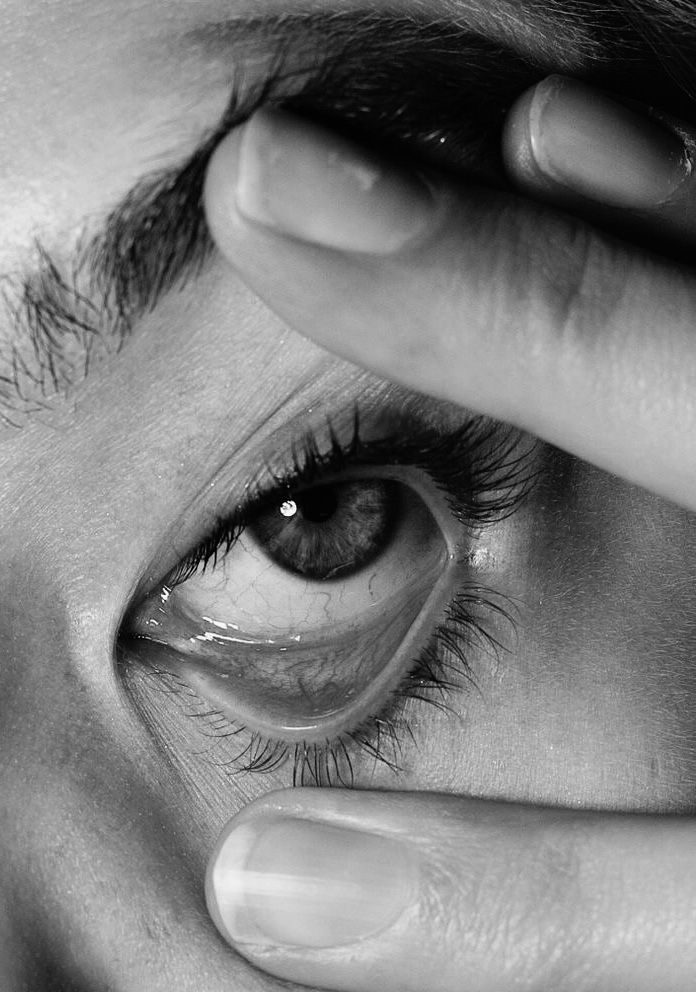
[120,406,531,787]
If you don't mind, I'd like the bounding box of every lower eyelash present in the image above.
[120,580,515,788]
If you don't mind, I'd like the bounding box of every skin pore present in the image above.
[2,0,696,989]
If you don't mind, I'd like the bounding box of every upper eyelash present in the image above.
[165,411,364,586]
[165,409,535,588]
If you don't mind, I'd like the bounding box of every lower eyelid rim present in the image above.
[153,545,462,746]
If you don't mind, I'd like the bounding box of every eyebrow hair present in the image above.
[0,3,691,429]
[0,121,224,428]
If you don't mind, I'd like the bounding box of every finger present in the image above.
[204,108,696,512]
[502,75,696,251]
[206,787,696,992]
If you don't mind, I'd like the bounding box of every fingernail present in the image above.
[235,108,436,253]
[206,817,417,948]
[528,75,691,208]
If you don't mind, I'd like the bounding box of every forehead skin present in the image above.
[1,1,696,990]
[0,0,600,269]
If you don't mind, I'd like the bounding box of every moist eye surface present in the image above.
[127,472,454,739]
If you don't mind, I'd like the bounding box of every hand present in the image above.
[204,76,696,511]
[201,76,696,990]
[203,787,695,992]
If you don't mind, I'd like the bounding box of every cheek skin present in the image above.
[0,271,344,989]
[0,520,295,991]
[2,379,693,991]
[399,449,696,813]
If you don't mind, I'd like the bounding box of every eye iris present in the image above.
[249,480,397,580]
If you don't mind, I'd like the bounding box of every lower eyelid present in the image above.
[119,565,511,788]
[142,549,462,745]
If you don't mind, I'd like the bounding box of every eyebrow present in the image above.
[0,122,222,428]
[0,4,687,429]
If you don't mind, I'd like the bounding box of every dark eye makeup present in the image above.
[119,409,534,788]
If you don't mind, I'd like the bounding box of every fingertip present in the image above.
[503,74,691,211]
[203,125,248,262]
[202,789,425,992]
[501,82,541,184]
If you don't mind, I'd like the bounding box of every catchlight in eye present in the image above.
[127,469,460,744]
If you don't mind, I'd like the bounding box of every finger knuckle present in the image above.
[501,207,629,381]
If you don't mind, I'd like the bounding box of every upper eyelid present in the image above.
[169,462,463,591]
[160,412,533,593]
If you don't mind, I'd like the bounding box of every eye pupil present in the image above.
[249,479,398,580]
[294,485,339,524]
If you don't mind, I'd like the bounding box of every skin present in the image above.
[204,70,696,991]
[0,1,695,990]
